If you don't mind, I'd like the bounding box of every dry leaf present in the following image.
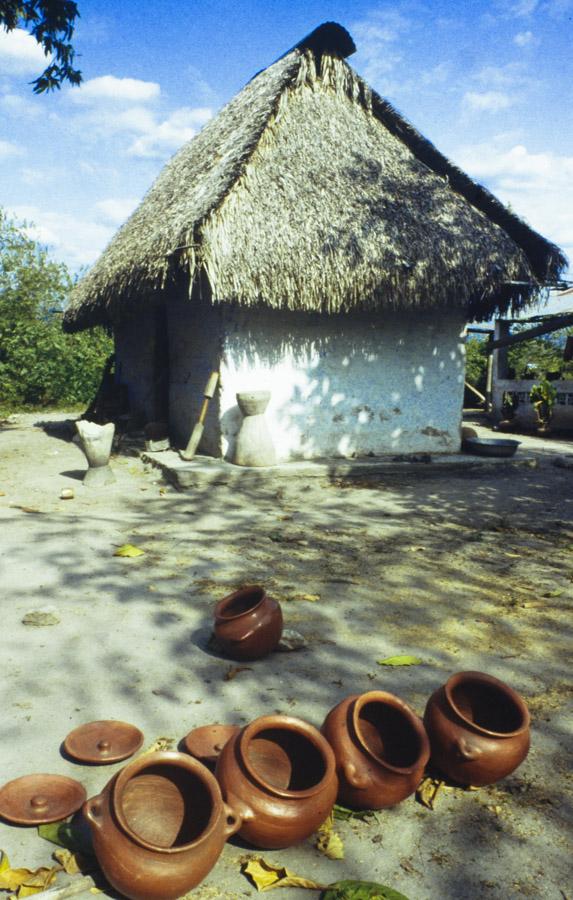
[416,776,444,810]
[0,850,60,897]
[377,655,423,667]
[113,544,145,558]
[316,814,344,860]
[241,857,325,892]
[52,849,90,876]
[8,505,42,514]
[140,736,175,755]
[224,665,253,682]
[289,593,320,603]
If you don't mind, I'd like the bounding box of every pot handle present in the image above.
[83,795,103,829]
[456,737,482,761]
[343,760,371,790]
[223,795,253,837]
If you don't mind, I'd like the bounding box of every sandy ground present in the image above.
[0,413,572,900]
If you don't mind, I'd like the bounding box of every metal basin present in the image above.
[463,437,520,458]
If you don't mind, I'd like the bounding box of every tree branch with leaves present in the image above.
[0,0,82,92]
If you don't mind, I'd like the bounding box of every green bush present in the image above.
[0,208,112,411]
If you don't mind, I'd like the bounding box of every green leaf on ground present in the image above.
[113,544,144,558]
[377,655,422,666]
[322,880,410,899]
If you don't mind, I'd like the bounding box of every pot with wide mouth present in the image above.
[83,751,240,900]
[423,671,531,786]
[215,714,338,848]
[213,586,283,661]
[321,691,430,809]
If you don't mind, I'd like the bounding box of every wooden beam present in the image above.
[465,381,486,403]
[487,314,573,352]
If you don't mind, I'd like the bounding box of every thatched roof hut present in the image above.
[63,22,566,334]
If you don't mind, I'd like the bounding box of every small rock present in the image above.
[22,606,60,627]
[278,629,307,651]
[60,488,75,500]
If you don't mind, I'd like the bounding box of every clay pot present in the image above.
[83,751,240,900]
[215,715,338,848]
[213,586,283,661]
[423,671,531,786]
[321,691,430,809]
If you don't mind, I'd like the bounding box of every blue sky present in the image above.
[1,0,571,294]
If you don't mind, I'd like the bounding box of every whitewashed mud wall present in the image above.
[219,308,466,461]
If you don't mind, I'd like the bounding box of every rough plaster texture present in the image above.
[219,307,466,460]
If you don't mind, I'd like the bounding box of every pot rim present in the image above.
[350,691,430,775]
[444,671,531,738]
[112,751,225,854]
[214,585,266,622]
[237,715,336,799]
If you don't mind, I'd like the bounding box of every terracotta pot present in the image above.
[215,715,338,848]
[83,751,240,900]
[321,691,430,809]
[423,671,530,786]
[214,586,283,661]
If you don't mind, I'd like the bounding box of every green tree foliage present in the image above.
[465,336,489,394]
[0,0,81,92]
[0,208,112,410]
[465,328,573,400]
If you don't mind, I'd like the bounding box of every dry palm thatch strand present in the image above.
[63,22,567,333]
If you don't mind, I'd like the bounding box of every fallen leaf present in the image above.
[322,881,410,900]
[113,544,145,558]
[416,776,445,810]
[37,822,93,856]
[52,849,89,876]
[377,656,423,667]
[241,857,325,892]
[288,593,320,603]
[0,851,60,897]
[407,546,426,553]
[8,505,42,514]
[224,665,253,682]
[316,814,344,860]
[542,589,563,598]
[140,736,175,755]
[333,804,379,822]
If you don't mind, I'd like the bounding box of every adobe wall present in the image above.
[218,307,466,461]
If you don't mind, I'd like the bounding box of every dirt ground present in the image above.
[0,413,572,900]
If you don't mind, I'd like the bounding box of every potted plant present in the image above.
[529,377,557,435]
[497,391,519,431]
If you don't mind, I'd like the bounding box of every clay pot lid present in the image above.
[64,720,144,764]
[182,725,240,766]
[0,774,86,825]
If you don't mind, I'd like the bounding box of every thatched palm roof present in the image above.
[64,22,567,332]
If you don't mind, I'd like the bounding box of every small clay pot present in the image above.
[423,671,531,786]
[83,751,240,900]
[321,691,430,809]
[215,715,338,848]
[213,586,283,661]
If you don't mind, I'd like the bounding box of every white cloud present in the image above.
[0,92,42,118]
[514,30,534,45]
[350,8,411,88]
[454,141,573,268]
[0,28,48,75]
[10,205,114,268]
[463,91,514,112]
[511,0,539,15]
[95,197,139,225]
[0,139,22,159]
[128,106,212,158]
[72,75,160,104]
